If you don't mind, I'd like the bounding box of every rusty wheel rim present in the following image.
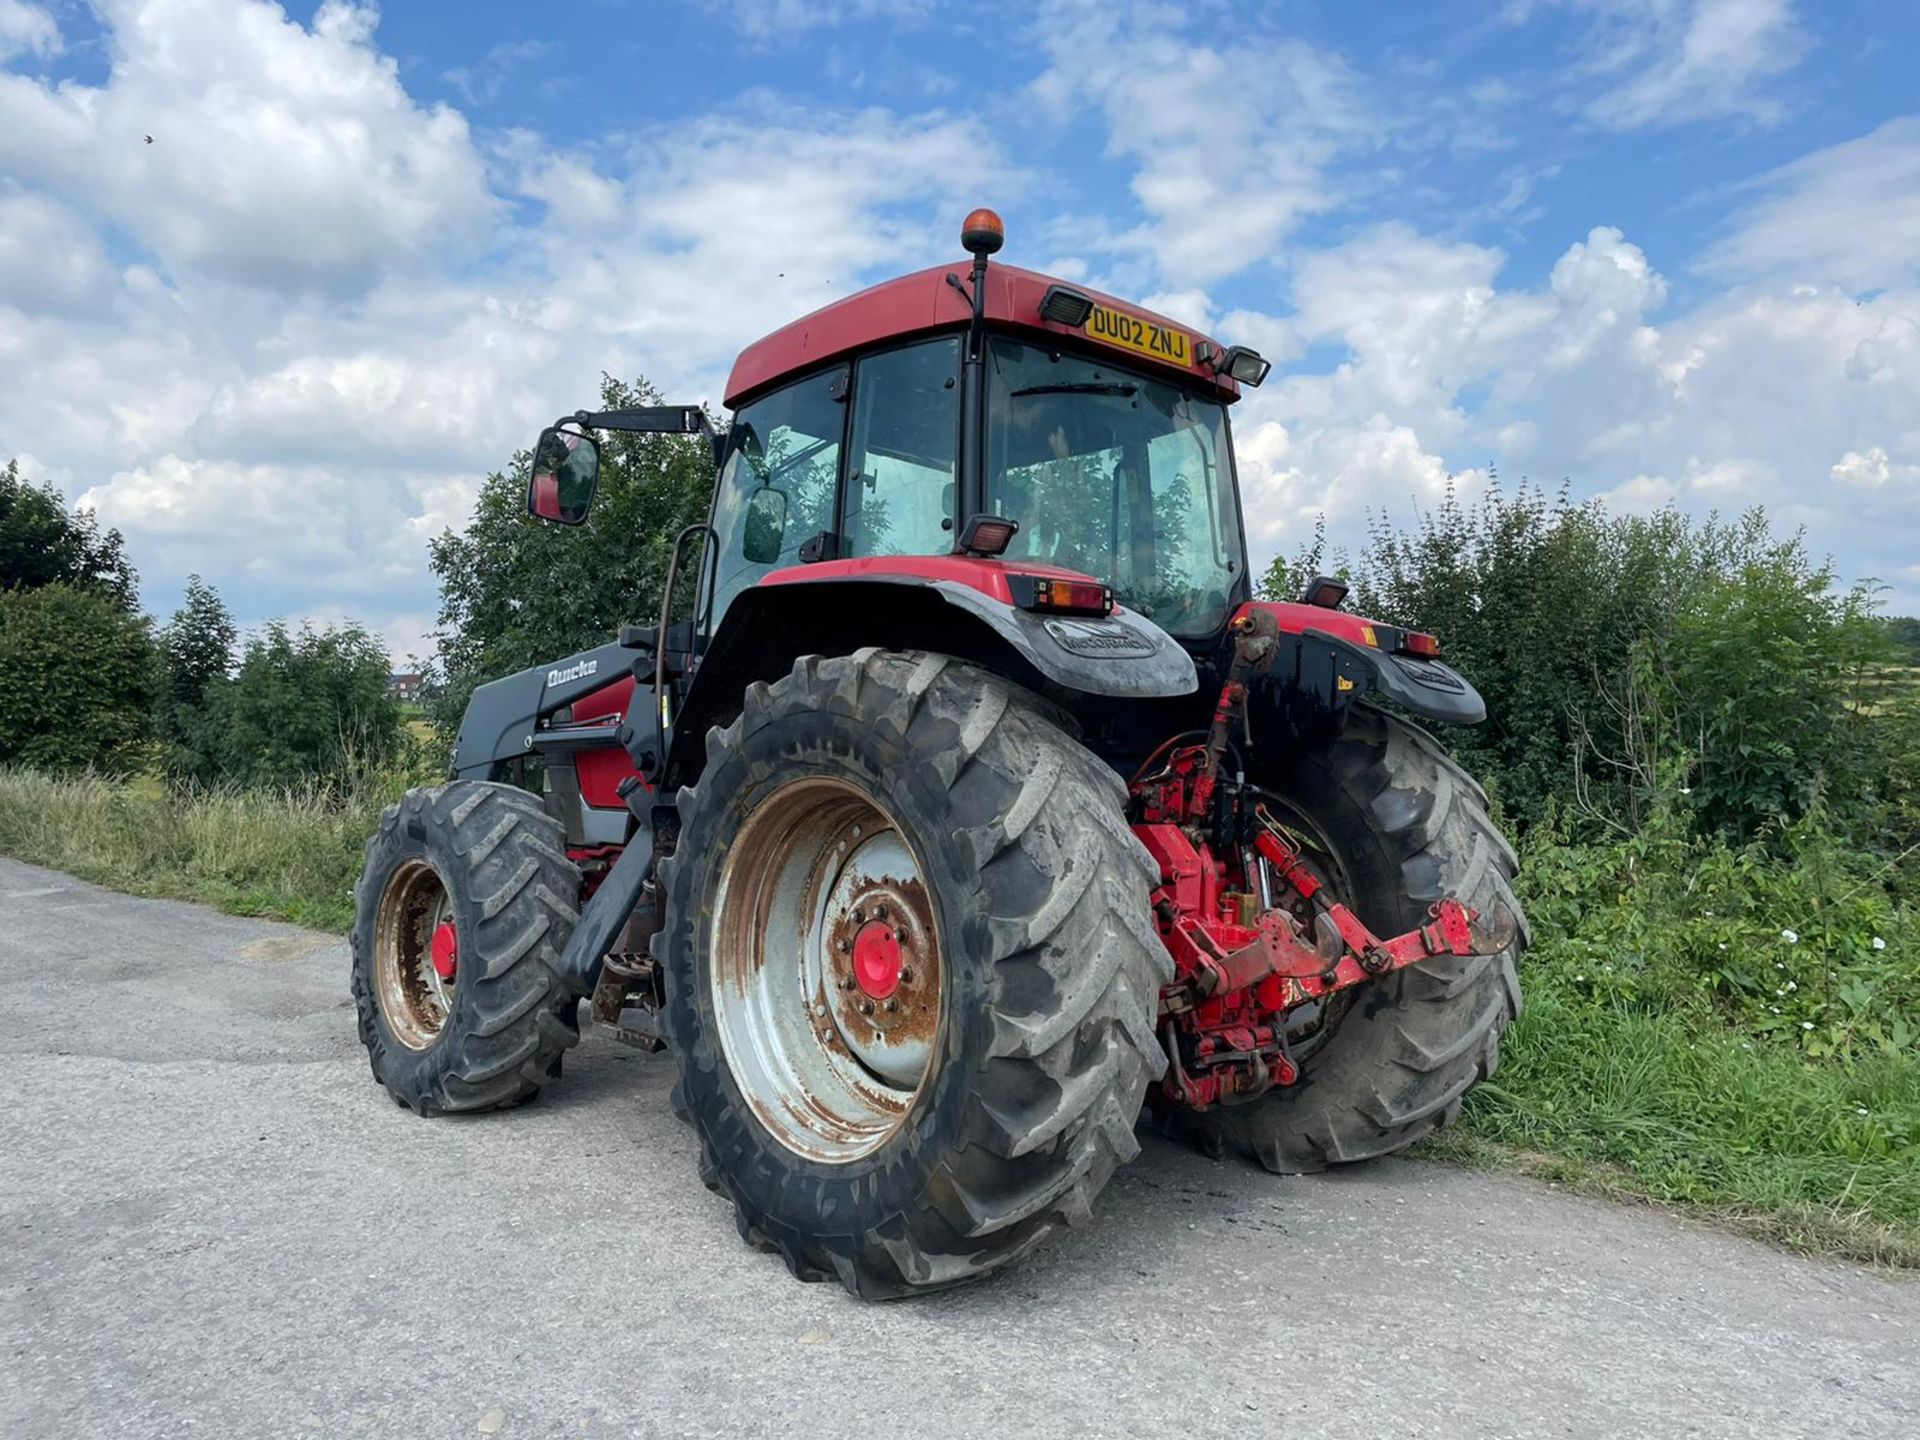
[710,777,942,1164]
[373,859,455,1051]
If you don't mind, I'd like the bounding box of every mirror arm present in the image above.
[570,406,717,440]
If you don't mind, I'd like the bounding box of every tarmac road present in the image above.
[2,854,1916,1439]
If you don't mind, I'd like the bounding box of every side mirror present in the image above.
[528,427,599,525]
[741,488,789,564]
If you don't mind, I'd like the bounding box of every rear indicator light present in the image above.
[1397,630,1441,658]
[1010,575,1113,616]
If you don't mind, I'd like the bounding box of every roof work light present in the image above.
[1038,284,1095,328]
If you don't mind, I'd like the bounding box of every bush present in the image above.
[0,584,153,772]
[195,621,407,792]
[1298,483,1896,845]
[155,574,237,781]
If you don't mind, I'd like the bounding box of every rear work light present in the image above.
[956,513,1019,557]
[1038,284,1095,328]
[1009,574,1113,616]
[1396,630,1442,658]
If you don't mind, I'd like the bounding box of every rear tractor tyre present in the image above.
[351,781,584,1115]
[1169,705,1525,1172]
[658,649,1171,1298]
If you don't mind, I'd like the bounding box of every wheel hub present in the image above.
[430,921,458,981]
[851,921,901,997]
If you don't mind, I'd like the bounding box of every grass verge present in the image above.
[1417,971,1920,1267]
[3,765,1917,1269]
[0,767,386,932]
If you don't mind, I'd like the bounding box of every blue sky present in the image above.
[3,0,1918,659]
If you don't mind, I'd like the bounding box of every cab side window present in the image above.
[842,338,960,557]
[706,367,846,627]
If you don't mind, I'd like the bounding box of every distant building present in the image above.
[389,672,424,703]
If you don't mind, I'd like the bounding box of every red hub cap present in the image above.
[430,921,458,982]
[851,920,902,999]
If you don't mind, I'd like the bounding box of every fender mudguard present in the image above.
[1292,626,1485,725]
[743,556,1198,699]
[1241,598,1485,728]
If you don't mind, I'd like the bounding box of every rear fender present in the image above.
[666,558,1198,786]
[1241,600,1485,729]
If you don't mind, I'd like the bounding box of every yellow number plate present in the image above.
[1086,304,1192,367]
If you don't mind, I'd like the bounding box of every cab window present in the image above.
[841,337,960,557]
[705,366,846,627]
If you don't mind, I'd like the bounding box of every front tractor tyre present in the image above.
[1172,706,1525,1171]
[351,782,584,1115]
[659,650,1172,1298]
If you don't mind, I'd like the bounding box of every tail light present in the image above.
[1009,574,1113,616]
[1396,630,1441,658]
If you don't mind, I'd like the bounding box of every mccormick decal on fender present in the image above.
[1086,304,1192,366]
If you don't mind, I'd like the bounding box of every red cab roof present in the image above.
[722,261,1242,408]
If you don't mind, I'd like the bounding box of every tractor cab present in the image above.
[696,210,1266,652]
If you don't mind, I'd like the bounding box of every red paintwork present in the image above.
[757,553,1125,609]
[724,262,1242,408]
[430,921,458,982]
[1130,665,1491,1110]
[567,675,647,808]
[852,921,902,1000]
[1239,599,1387,651]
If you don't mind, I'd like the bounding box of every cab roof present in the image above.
[722,261,1242,409]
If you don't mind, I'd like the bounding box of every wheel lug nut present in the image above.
[836,938,851,953]
[899,968,914,985]
[875,903,889,919]
[859,1000,874,1016]
[852,907,865,924]
[840,977,856,990]
[884,998,898,1012]
[894,927,908,942]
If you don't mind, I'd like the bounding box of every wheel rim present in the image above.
[710,777,942,1164]
[373,859,456,1051]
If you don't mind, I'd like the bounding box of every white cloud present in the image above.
[1030,0,1368,288]
[1551,0,1806,130]
[0,191,112,315]
[1830,447,1919,491]
[0,2,1020,657]
[0,0,58,60]
[705,0,930,40]
[0,0,494,297]
[1229,217,1920,609]
[1706,118,1920,292]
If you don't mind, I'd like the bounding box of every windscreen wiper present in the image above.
[1009,383,1139,397]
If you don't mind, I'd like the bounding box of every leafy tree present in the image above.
[0,458,139,609]
[0,584,154,772]
[155,576,238,780]
[1883,616,1920,665]
[202,621,405,791]
[428,375,716,734]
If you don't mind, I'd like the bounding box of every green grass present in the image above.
[0,767,388,932]
[3,764,1917,1268]
[1419,970,1920,1266]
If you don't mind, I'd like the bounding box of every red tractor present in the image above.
[352,209,1523,1297]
